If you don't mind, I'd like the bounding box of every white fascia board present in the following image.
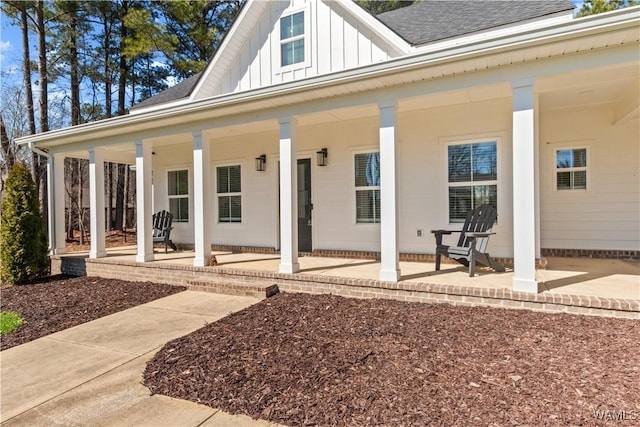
[326,0,411,55]
[189,0,268,101]
[129,98,192,115]
[17,6,639,149]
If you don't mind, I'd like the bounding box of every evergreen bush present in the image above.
[0,162,49,285]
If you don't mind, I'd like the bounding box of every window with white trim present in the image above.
[280,11,305,67]
[168,169,189,222]
[555,148,587,190]
[354,152,380,224]
[447,141,497,223]
[217,165,241,223]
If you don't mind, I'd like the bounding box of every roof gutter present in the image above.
[16,6,640,148]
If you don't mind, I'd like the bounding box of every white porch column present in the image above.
[47,153,67,255]
[512,79,539,293]
[89,148,106,258]
[378,101,401,282]
[279,117,299,274]
[193,131,212,267]
[135,140,154,262]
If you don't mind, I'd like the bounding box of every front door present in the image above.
[297,159,312,252]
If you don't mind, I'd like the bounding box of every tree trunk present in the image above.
[69,2,80,126]
[117,0,129,116]
[106,163,112,231]
[35,0,48,223]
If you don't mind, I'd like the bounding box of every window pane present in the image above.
[473,185,497,209]
[168,170,188,196]
[229,165,241,193]
[557,149,587,168]
[356,189,380,223]
[354,152,380,187]
[281,12,304,39]
[448,145,471,183]
[281,39,304,66]
[472,142,497,181]
[292,12,304,37]
[449,187,472,223]
[573,170,586,189]
[217,165,241,194]
[230,195,242,222]
[217,167,229,193]
[169,197,189,222]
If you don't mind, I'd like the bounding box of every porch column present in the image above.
[47,153,67,255]
[88,148,106,258]
[135,140,154,262]
[512,79,539,293]
[378,101,401,282]
[279,117,299,274]
[193,131,212,267]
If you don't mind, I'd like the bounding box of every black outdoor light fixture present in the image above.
[316,148,328,166]
[255,154,267,171]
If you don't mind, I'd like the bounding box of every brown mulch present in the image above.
[1,275,185,350]
[144,292,639,426]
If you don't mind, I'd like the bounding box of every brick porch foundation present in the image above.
[51,255,639,319]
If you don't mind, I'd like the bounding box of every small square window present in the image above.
[556,148,587,190]
[354,152,380,224]
[168,170,189,222]
[217,165,242,223]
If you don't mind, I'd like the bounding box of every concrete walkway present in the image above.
[0,291,280,427]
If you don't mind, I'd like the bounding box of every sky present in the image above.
[0,1,586,85]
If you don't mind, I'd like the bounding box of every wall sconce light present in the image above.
[316,148,328,166]
[255,154,266,171]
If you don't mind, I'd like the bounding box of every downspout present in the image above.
[29,142,54,253]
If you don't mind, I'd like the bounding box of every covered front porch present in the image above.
[51,246,640,319]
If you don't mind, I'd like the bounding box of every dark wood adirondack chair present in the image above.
[152,210,177,253]
[431,205,505,277]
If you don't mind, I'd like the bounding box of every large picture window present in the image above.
[354,152,380,224]
[168,169,189,222]
[280,11,305,67]
[217,165,241,223]
[447,141,497,223]
[556,148,587,190]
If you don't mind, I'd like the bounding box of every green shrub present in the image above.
[0,162,49,285]
[0,311,24,335]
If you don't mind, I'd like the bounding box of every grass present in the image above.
[0,311,24,335]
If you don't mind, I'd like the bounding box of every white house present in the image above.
[19,0,640,293]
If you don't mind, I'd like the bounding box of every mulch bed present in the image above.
[144,292,639,426]
[1,275,185,350]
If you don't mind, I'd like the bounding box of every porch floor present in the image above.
[66,246,639,301]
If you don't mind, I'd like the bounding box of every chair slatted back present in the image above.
[152,210,173,239]
[457,205,497,252]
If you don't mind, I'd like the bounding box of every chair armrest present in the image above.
[431,229,459,246]
[465,231,495,238]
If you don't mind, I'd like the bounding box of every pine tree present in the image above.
[0,163,49,285]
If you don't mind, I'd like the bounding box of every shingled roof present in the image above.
[131,72,202,110]
[132,0,575,110]
[376,0,575,46]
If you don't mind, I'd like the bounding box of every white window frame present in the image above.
[554,145,589,192]
[215,163,243,224]
[278,5,311,72]
[353,150,381,225]
[445,138,499,224]
[167,168,190,223]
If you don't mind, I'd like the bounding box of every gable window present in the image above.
[168,169,189,223]
[354,152,380,224]
[217,165,241,223]
[280,11,304,67]
[448,141,497,223]
[556,148,587,190]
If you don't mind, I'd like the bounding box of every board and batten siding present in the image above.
[210,0,395,97]
[539,104,640,251]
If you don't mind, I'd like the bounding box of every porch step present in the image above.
[185,278,279,299]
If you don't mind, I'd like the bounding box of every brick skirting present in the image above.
[541,248,639,260]
[50,255,639,319]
